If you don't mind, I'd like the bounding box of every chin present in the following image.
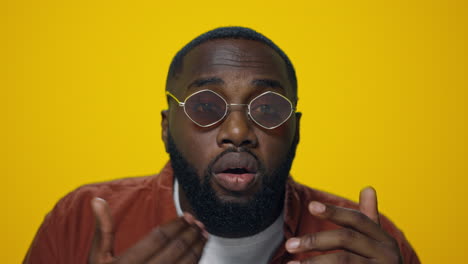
[209,176,265,204]
[214,191,256,204]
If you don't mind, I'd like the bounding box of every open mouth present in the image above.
[222,168,252,174]
[211,152,259,192]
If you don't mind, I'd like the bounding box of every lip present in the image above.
[214,172,256,192]
[211,152,259,192]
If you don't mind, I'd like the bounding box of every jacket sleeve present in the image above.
[23,189,96,264]
[23,211,59,264]
[398,234,421,264]
[380,214,421,264]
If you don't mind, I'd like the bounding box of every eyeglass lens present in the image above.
[184,91,227,126]
[184,90,292,128]
[249,92,293,128]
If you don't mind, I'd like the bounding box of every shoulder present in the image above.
[53,175,158,217]
[57,161,176,212]
[24,174,164,263]
[51,162,176,227]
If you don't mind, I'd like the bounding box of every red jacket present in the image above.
[25,162,420,263]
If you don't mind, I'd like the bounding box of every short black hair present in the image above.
[166,26,298,102]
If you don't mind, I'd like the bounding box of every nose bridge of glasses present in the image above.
[224,103,251,125]
[227,103,248,109]
[226,103,250,118]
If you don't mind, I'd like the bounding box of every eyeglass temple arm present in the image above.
[166,91,185,106]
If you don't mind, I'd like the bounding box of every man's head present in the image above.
[161,27,301,237]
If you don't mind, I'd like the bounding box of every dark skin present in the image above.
[164,39,299,207]
[89,39,402,263]
[285,187,402,264]
[89,198,207,264]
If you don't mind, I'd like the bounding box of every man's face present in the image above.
[162,39,300,236]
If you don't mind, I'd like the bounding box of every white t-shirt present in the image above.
[173,179,285,264]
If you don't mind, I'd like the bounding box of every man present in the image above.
[25,27,420,264]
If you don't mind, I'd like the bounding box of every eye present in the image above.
[252,104,277,115]
[194,102,219,113]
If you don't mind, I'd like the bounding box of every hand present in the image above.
[285,187,403,264]
[88,197,208,264]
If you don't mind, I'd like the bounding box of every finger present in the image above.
[184,213,209,239]
[288,251,371,264]
[286,228,380,258]
[359,186,380,225]
[175,236,207,264]
[147,223,205,264]
[117,217,190,263]
[308,201,391,242]
[89,197,115,263]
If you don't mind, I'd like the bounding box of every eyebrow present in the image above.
[187,77,225,89]
[251,79,285,91]
[186,77,285,92]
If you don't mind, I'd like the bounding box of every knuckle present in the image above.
[173,238,189,252]
[189,225,201,235]
[150,228,169,243]
[389,253,402,264]
[301,234,317,248]
[382,236,400,250]
[382,242,402,264]
[178,243,203,264]
[326,206,338,219]
[336,228,357,246]
[352,211,369,225]
[187,249,202,263]
[389,237,399,249]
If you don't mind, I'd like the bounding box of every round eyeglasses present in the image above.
[166,89,296,129]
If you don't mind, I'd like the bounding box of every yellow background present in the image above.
[3,0,467,263]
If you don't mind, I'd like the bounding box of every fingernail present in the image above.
[193,220,209,239]
[195,220,205,229]
[288,261,300,264]
[309,201,326,214]
[92,197,104,204]
[183,213,195,224]
[202,230,210,239]
[286,238,300,250]
[91,197,105,209]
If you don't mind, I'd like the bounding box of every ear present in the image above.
[161,110,169,153]
[294,112,301,145]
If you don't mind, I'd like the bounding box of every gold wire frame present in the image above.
[166,89,295,129]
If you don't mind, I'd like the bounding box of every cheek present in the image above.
[169,114,219,176]
[255,121,296,172]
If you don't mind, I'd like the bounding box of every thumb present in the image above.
[359,186,380,225]
[89,197,116,264]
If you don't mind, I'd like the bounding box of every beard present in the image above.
[167,131,297,238]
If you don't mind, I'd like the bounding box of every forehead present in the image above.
[172,39,292,97]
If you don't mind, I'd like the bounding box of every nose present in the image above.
[216,106,258,148]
